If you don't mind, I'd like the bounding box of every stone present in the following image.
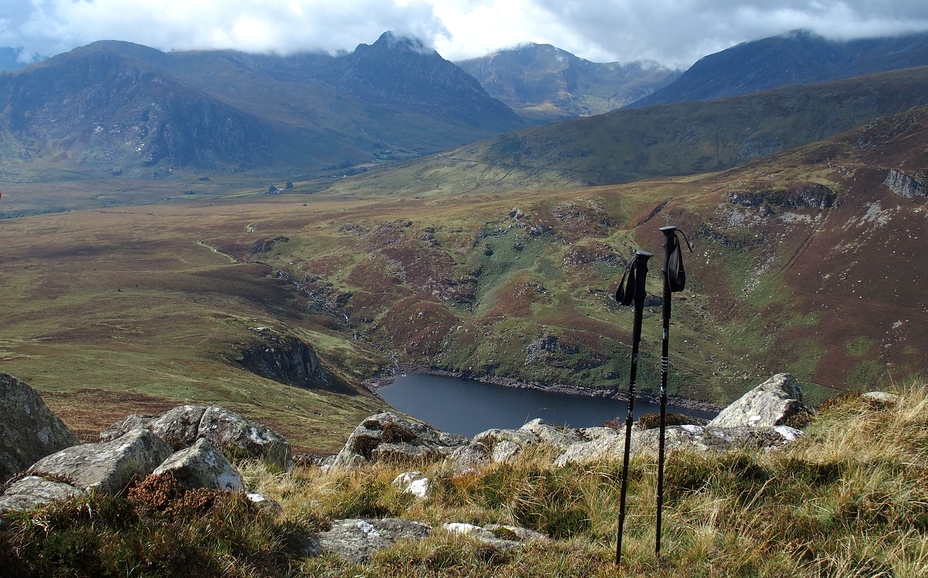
[392,471,429,498]
[861,391,901,406]
[197,406,292,470]
[518,419,585,450]
[709,373,811,429]
[554,427,625,467]
[448,441,491,473]
[0,476,83,517]
[149,405,208,449]
[491,440,523,463]
[311,518,432,562]
[326,412,468,470]
[0,373,80,483]
[99,414,155,442]
[152,437,245,492]
[443,522,548,551]
[27,428,172,495]
[100,405,291,470]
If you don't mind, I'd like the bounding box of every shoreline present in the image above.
[365,364,724,415]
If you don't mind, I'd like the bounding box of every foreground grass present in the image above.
[3,385,928,576]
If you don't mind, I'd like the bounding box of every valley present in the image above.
[2,30,928,454]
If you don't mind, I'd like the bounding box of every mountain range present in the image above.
[631,29,928,107]
[0,32,523,181]
[456,43,680,123]
[4,30,928,183]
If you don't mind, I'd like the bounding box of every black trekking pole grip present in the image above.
[616,250,651,566]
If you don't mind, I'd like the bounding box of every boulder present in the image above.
[861,391,901,407]
[0,373,80,482]
[518,418,585,450]
[554,424,803,466]
[0,476,83,518]
[100,405,291,470]
[99,414,155,442]
[326,412,468,470]
[709,373,811,428]
[197,406,291,470]
[26,428,172,495]
[310,518,432,562]
[444,522,549,551]
[152,437,245,492]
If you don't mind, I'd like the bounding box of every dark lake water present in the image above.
[378,373,717,438]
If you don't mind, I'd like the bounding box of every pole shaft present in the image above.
[616,251,650,566]
[656,227,677,558]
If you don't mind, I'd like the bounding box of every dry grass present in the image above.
[3,382,927,575]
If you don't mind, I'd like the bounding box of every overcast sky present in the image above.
[3,0,928,69]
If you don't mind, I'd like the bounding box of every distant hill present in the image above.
[328,65,928,196]
[630,29,928,108]
[0,33,523,181]
[457,43,680,124]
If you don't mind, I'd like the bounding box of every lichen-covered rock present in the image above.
[443,522,549,551]
[861,391,901,407]
[0,373,80,483]
[197,406,291,470]
[99,414,155,442]
[149,405,208,449]
[448,441,491,473]
[518,418,585,449]
[326,412,468,470]
[554,423,803,466]
[709,373,811,428]
[554,427,625,467]
[310,518,432,562]
[100,405,291,470]
[27,428,172,495]
[0,476,83,517]
[152,437,245,492]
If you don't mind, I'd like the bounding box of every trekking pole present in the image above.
[615,249,651,566]
[655,226,691,558]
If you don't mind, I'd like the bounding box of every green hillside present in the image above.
[328,66,928,198]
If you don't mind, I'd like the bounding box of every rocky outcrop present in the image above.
[443,522,549,551]
[2,404,290,518]
[25,428,173,495]
[304,518,549,562]
[0,373,80,483]
[309,518,432,563]
[0,476,83,517]
[240,329,334,391]
[101,404,291,469]
[709,373,811,428]
[884,169,928,199]
[325,412,469,470]
[328,374,812,473]
[152,437,245,492]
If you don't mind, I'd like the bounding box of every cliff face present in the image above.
[240,330,357,395]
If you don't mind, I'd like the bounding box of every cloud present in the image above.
[3,0,928,67]
[530,0,928,68]
[10,0,446,57]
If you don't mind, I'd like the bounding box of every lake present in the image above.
[378,373,717,438]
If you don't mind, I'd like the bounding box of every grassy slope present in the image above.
[0,196,389,453]
[3,384,926,576]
